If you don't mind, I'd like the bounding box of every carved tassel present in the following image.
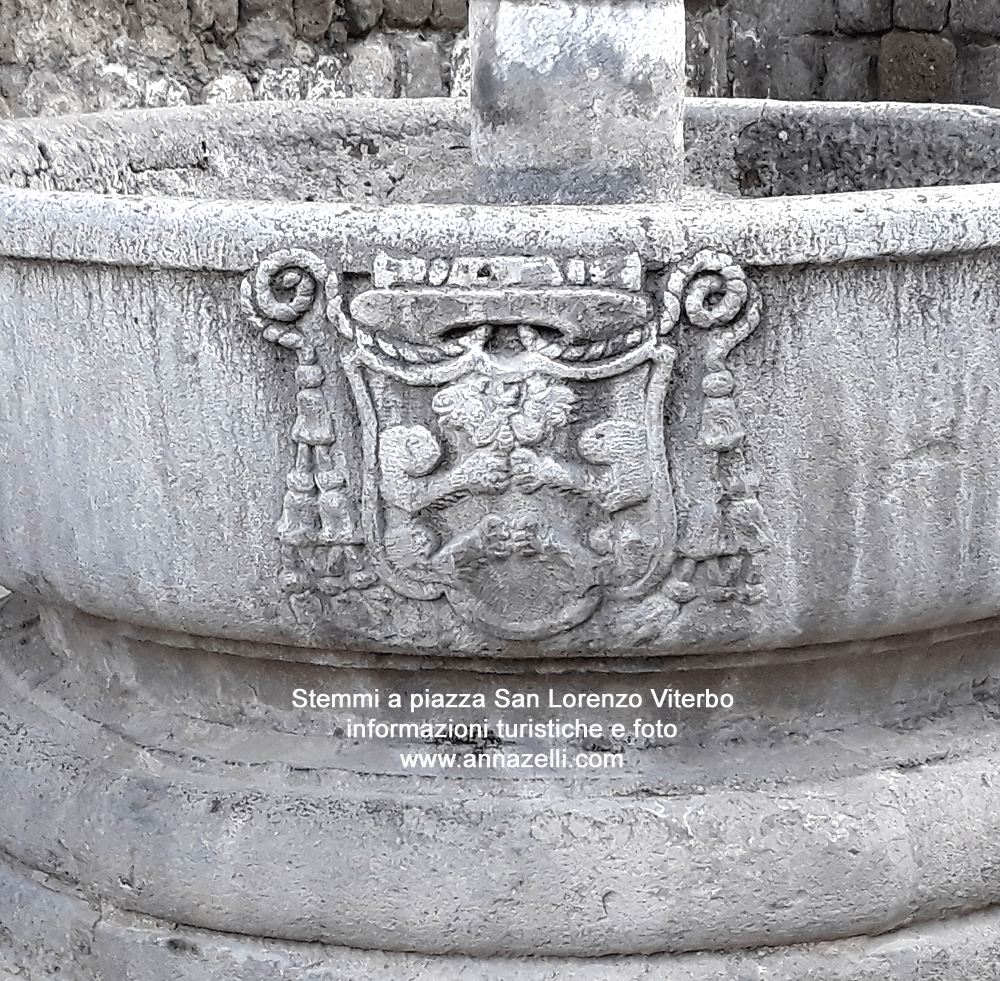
[316,471,361,546]
[697,396,745,453]
[292,388,335,445]
[276,468,318,546]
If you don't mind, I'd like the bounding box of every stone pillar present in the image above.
[470,0,686,204]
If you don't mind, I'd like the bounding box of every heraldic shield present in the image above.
[341,253,677,641]
[243,246,767,648]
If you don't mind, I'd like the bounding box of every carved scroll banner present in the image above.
[242,248,768,647]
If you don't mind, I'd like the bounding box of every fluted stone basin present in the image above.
[4,93,1000,980]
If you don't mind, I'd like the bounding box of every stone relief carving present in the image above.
[242,247,770,645]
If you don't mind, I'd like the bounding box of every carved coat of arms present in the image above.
[243,247,769,648]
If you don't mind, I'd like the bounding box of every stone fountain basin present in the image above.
[4,98,1000,968]
[1,98,1000,660]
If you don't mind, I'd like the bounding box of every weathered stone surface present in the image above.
[19,69,85,117]
[0,0,998,120]
[204,72,254,103]
[303,53,349,98]
[144,75,192,107]
[6,589,1000,971]
[294,0,338,40]
[396,34,445,96]
[449,30,471,96]
[836,0,892,34]
[878,29,956,101]
[728,29,821,100]
[8,810,1000,981]
[256,65,304,99]
[94,63,145,110]
[757,0,836,35]
[189,0,240,36]
[430,0,468,31]
[959,43,1000,108]
[382,0,433,27]
[821,37,879,100]
[686,7,729,98]
[345,34,396,95]
[723,100,1000,196]
[343,0,385,34]
[4,96,1000,657]
[767,35,822,99]
[951,0,1000,37]
[235,13,298,62]
[894,0,948,31]
[0,100,471,201]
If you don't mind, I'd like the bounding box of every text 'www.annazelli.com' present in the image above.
[399,749,624,770]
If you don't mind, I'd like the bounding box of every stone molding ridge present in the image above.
[2,181,1000,271]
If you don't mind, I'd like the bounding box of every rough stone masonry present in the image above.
[3,0,1000,121]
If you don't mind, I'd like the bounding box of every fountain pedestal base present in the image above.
[4,593,1000,977]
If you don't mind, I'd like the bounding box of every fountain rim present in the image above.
[2,181,1000,273]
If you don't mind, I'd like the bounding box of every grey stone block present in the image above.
[346,35,397,95]
[382,0,433,28]
[430,0,468,31]
[203,72,254,103]
[303,53,349,98]
[894,0,948,31]
[821,37,879,100]
[728,12,769,99]
[189,0,239,36]
[449,31,471,96]
[952,0,1000,36]
[19,69,84,117]
[878,29,956,101]
[293,0,337,40]
[759,0,836,36]
[686,7,730,98]
[344,0,384,35]
[396,34,445,97]
[256,66,304,100]
[144,75,191,107]
[731,31,821,101]
[768,35,822,100]
[837,0,893,34]
[133,0,191,40]
[236,15,298,62]
[94,63,145,111]
[958,43,1000,107]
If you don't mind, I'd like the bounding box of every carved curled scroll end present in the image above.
[243,248,329,359]
[255,249,328,323]
[665,249,761,453]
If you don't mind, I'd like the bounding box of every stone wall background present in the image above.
[0,0,997,118]
[0,0,469,118]
[687,0,1000,106]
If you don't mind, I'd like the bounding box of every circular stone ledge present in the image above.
[4,849,1000,981]
[4,595,1000,958]
[2,182,1000,275]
